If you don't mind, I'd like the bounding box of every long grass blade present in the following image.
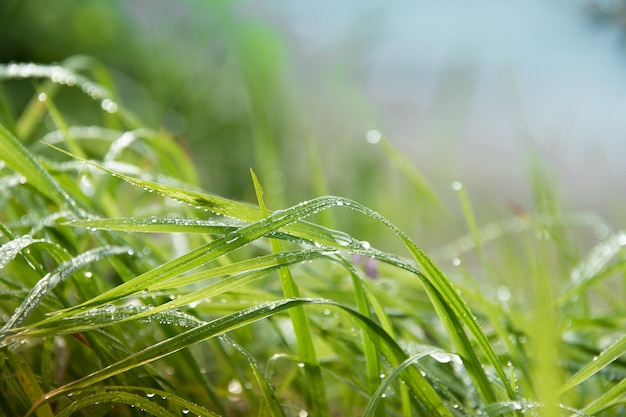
[251,169,331,416]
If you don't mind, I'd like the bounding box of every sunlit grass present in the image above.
[0,61,625,417]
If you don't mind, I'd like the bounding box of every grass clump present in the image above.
[0,61,625,417]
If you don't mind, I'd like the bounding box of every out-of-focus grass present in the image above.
[0,58,625,417]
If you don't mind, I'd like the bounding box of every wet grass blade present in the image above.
[55,391,178,417]
[0,245,129,337]
[251,169,331,416]
[560,334,626,393]
[363,349,439,417]
[0,124,81,215]
[221,336,286,417]
[29,298,453,417]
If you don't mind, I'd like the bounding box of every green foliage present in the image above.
[0,60,625,417]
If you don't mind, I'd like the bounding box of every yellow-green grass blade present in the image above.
[560,334,626,393]
[251,168,331,416]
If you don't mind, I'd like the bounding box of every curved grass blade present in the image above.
[30,299,453,417]
[55,391,177,417]
[0,245,130,339]
[56,385,220,417]
[560,334,626,393]
[0,62,141,131]
[0,124,81,215]
[0,236,52,270]
[363,349,439,417]
[333,199,516,402]
[220,336,286,417]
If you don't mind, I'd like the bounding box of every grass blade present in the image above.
[251,169,331,416]
[560,334,626,393]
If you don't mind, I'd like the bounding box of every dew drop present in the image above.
[451,181,463,191]
[297,362,305,368]
[101,98,118,113]
[366,129,381,144]
[181,409,190,415]
[496,286,511,302]
[298,411,308,417]
[38,92,47,102]
[361,240,371,249]
[146,393,156,398]
[227,379,243,394]
[452,258,461,266]
[225,231,239,243]
[336,200,344,207]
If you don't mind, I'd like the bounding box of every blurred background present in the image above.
[1,0,625,249]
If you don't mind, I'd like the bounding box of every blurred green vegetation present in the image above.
[0,0,450,252]
[0,1,300,199]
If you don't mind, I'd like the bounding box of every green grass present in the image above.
[0,61,625,417]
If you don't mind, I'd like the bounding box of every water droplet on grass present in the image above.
[297,362,305,368]
[38,92,47,102]
[451,181,463,191]
[225,231,239,243]
[146,393,156,398]
[101,98,118,113]
[366,129,381,144]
